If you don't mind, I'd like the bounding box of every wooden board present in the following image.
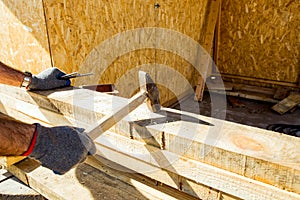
[94,131,300,200]
[7,156,200,200]
[272,93,300,114]
[0,176,44,199]
[1,85,300,197]
[194,0,220,101]
[0,0,212,104]
[0,169,12,182]
[8,158,177,200]
[0,0,52,74]
[217,0,300,84]
[42,0,209,105]
[0,169,44,199]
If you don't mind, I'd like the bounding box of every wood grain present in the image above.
[0,0,51,73]
[1,84,300,196]
[217,0,300,84]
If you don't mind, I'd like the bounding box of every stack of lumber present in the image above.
[0,84,299,199]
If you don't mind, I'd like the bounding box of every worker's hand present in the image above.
[28,124,96,174]
[28,67,71,90]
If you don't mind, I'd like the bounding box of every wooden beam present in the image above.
[210,90,279,103]
[194,0,220,101]
[1,84,300,197]
[0,171,44,200]
[93,131,300,200]
[272,93,300,114]
[215,74,300,89]
[8,158,187,200]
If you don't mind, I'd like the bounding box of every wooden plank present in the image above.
[1,85,300,195]
[194,0,220,101]
[0,89,217,199]
[0,169,12,182]
[8,157,198,200]
[212,0,222,74]
[0,176,45,199]
[210,90,279,103]
[85,157,200,200]
[211,74,300,90]
[87,90,148,140]
[8,158,156,200]
[93,131,300,200]
[272,93,300,114]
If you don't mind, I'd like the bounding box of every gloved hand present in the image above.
[28,67,71,90]
[27,124,96,174]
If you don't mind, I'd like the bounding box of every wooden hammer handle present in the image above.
[87,91,147,140]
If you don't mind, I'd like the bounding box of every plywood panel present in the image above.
[217,0,300,83]
[43,0,209,104]
[43,0,156,73]
[0,0,51,74]
[98,49,195,105]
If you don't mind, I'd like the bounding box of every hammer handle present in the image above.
[87,91,147,140]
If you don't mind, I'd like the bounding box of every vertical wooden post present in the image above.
[194,0,220,101]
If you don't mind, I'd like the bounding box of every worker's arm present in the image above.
[0,113,96,174]
[0,61,71,90]
[0,62,95,174]
[0,62,25,87]
[0,114,35,155]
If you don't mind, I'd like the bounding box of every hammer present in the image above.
[0,71,160,169]
[86,71,160,140]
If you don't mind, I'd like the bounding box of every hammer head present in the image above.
[139,71,161,113]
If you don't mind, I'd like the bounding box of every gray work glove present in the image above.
[28,67,71,90]
[29,124,96,174]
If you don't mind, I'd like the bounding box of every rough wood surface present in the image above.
[0,169,12,182]
[1,85,300,197]
[0,0,52,73]
[7,156,199,200]
[217,0,300,84]
[8,158,157,200]
[194,0,220,101]
[0,0,212,105]
[0,176,45,200]
[272,93,300,114]
[0,169,45,199]
[94,131,300,200]
[42,0,209,105]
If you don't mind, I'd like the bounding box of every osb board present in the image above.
[98,49,195,105]
[0,0,51,74]
[217,0,300,84]
[43,0,209,104]
[43,0,157,72]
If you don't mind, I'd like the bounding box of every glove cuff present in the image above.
[22,123,38,156]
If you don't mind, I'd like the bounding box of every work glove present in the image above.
[26,124,96,174]
[28,67,71,90]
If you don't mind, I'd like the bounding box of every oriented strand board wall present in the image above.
[217,0,300,84]
[0,0,51,74]
[43,0,209,104]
